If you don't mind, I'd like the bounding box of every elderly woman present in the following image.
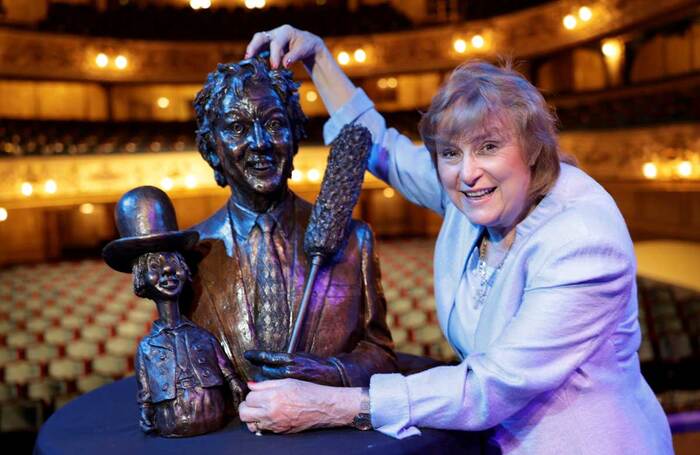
[238,26,673,454]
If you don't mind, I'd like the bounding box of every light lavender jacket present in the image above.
[323,89,673,454]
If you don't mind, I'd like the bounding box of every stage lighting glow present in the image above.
[0,208,7,222]
[677,160,693,178]
[386,77,398,89]
[80,203,95,215]
[115,55,128,70]
[191,0,211,9]
[305,90,318,102]
[354,49,367,63]
[563,15,577,30]
[156,97,170,109]
[185,175,198,189]
[337,51,350,66]
[244,0,264,9]
[578,6,592,21]
[95,53,109,68]
[601,40,622,59]
[291,170,303,182]
[21,182,33,196]
[471,35,484,49]
[44,179,57,194]
[453,39,467,54]
[383,188,395,199]
[307,169,321,182]
[161,177,174,191]
[642,162,657,179]
[377,78,387,89]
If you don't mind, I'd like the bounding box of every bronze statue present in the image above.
[188,56,397,387]
[103,186,245,437]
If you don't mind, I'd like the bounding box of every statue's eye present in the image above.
[266,118,283,132]
[230,121,246,135]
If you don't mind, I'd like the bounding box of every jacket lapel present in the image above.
[434,205,482,343]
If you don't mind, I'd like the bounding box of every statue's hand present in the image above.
[229,374,248,411]
[244,350,342,386]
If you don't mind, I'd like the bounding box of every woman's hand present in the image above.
[238,379,363,434]
[245,25,356,113]
[245,25,326,70]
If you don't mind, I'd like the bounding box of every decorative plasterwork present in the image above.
[0,0,696,83]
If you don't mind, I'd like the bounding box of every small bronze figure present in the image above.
[188,55,397,387]
[103,186,246,438]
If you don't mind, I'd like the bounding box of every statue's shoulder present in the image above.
[190,203,229,242]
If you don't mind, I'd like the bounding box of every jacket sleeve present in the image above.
[135,344,155,433]
[330,224,398,387]
[323,88,445,216]
[369,234,634,437]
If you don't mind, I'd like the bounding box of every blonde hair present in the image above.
[419,60,575,202]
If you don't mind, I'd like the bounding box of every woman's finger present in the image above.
[268,25,295,68]
[245,30,272,59]
[238,400,269,422]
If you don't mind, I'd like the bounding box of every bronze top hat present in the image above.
[102,186,199,273]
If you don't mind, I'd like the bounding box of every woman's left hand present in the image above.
[238,379,361,434]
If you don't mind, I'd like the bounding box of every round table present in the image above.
[35,376,491,454]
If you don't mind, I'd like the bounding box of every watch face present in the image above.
[353,413,372,431]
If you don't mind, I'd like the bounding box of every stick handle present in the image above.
[286,255,323,354]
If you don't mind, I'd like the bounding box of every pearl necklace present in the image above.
[475,236,510,308]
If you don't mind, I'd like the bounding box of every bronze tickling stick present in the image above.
[287,124,373,353]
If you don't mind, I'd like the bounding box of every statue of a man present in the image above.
[187,56,397,387]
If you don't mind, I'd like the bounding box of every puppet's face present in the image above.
[212,82,294,203]
[142,252,188,299]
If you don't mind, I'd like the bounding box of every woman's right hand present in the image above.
[245,25,327,70]
[245,25,356,113]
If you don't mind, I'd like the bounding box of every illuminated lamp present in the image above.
[185,175,198,189]
[353,49,367,63]
[563,15,577,30]
[578,6,592,22]
[44,179,57,194]
[161,177,174,191]
[337,51,350,66]
[307,169,321,182]
[382,188,395,199]
[471,35,484,49]
[20,182,33,197]
[386,77,398,89]
[677,160,693,178]
[95,53,109,68]
[601,40,622,59]
[79,203,95,215]
[291,170,303,182]
[642,162,657,179]
[115,55,128,70]
[305,91,318,102]
[377,78,387,89]
[157,97,170,109]
[0,208,7,222]
[453,39,467,54]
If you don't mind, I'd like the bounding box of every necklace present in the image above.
[475,235,510,308]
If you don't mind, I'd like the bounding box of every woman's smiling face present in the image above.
[435,113,532,238]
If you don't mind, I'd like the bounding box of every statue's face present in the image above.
[142,252,187,299]
[212,82,294,201]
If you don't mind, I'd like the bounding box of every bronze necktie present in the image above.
[253,214,289,351]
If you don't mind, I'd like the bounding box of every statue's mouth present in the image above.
[246,155,276,175]
[159,278,180,290]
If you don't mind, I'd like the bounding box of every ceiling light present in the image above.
[156,97,170,109]
[471,35,484,49]
[337,51,350,66]
[115,55,128,70]
[353,48,367,63]
[563,15,577,30]
[95,53,109,68]
[642,162,657,179]
[578,6,592,22]
[453,39,467,54]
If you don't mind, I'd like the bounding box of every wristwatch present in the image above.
[351,388,372,431]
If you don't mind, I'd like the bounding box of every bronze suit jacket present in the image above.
[186,192,397,387]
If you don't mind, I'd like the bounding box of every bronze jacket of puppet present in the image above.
[135,318,236,404]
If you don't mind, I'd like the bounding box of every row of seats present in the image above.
[31,1,554,41]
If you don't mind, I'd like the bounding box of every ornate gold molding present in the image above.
[0,146,385,209]
[0,0,695,83]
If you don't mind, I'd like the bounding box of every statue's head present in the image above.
[133,251,191,301]
[194,56,307,203]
